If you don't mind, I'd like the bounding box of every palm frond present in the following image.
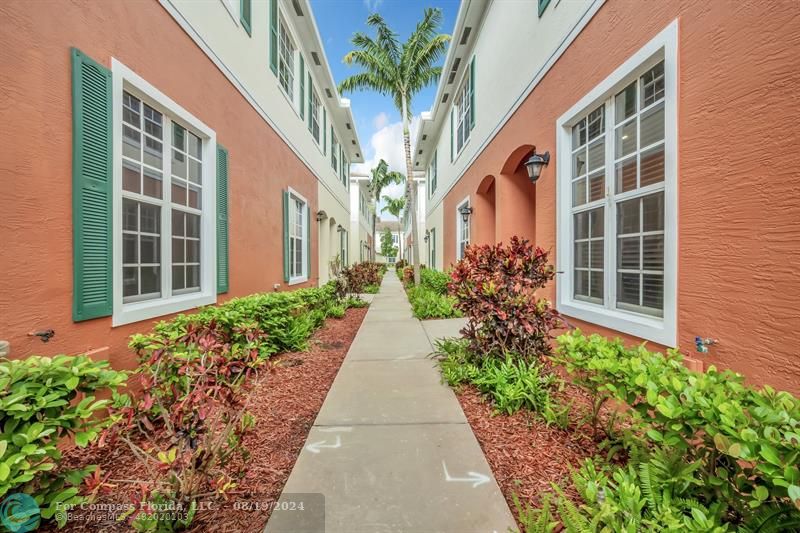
[338,72,393,96]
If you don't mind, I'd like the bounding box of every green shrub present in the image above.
[131,283,339,360]
[0,355,127,526]
[420,269,450,295]
[363,284,380,294]
[540,452,735,532]
[435,338,560,417]
[345,296,370,309]
[473,356,557,416]
[554,330,800,525]
[406,285,461,319]
[436,338,481,387]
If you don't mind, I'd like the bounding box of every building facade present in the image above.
[349,174,373,264]
[413,0,800,393]
[0,0,362,368]
[375,220,402,264]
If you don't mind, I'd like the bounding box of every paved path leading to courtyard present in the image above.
[265,271,516,533]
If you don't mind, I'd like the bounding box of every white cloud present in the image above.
[353,116,420,220]
[372,111,389,130]
[363,0,383,12]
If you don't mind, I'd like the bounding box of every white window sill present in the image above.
[288,276,308,286]
[113,291,216,327]
[557,298,676,347]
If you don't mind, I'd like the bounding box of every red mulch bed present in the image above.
[44,307,366,533]
[453,381,602,526]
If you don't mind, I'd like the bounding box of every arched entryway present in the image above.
[496,145,537,244]
[474,175,496,245]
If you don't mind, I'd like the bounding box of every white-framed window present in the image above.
[556,20,677,347]
[278,19,296,101]
[331,133,338,172]
[340,229,348,267]
[455,71,471,154]
[288,188,309,283]
[112,59,216,326]
[310,88,321,143]
[456,197,470,260]
[428,150,438,197]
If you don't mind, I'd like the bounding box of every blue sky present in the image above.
[310,0,459,184]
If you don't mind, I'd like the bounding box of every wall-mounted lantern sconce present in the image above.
[424,230,430,243]
[524,151,550,183]
[316,210,328,222]
[337,224,344,233]
[459,205,473,225]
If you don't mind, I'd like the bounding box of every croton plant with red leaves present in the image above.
[448,237,563,360]
[100,320,265,529]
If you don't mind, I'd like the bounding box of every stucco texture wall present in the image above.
[441,0,800,393]
[0,0,318,369]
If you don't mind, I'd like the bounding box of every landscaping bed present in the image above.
[454,383,599,513]
[43,306,367,532]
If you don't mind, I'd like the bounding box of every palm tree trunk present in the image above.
[371,212,377,262]
[402,95,421,285]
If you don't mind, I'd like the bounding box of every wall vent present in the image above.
[441,93,449,103]
[422,134,427,141]
[311,52,321,65]
[292,0,304,16]
[325,88,333,98]
[460,27,472,45]
[352,140,356,145]
[346,122,351,130]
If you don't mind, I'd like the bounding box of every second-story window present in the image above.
[455,70,471,154]
[278,20,295,100]
[331,133,338,172]
[310,89,321,143]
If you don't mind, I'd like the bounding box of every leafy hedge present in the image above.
[343,262,384,294]
[403,268,461,320]
[527,330,800,530]
[0,355,127,526]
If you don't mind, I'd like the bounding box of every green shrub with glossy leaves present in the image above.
[0,355,127,526]
[554,330,800,524]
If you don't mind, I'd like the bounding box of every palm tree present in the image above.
[339,9,449,284]
[368,160,403,261]
[381,196,406,261]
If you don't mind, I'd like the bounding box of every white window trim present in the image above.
[277,13,300,115]
[454,68,472,159]
[456,196,470,261]
[555,19,678,347]
[111,59,217,326]
[309,84,322,147]
[286,186,309,285]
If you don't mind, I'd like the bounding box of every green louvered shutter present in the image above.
[282,190,290,282]
[306,204,312,281]
[216,145,229,294]
[450,109,454,162]
[469,57,476,130]
[299,56,305,120]
[240,0,252,36]
[307,74,313,132]
[322,109,327,155]
[269,0,278,74]
[71,48,113,322]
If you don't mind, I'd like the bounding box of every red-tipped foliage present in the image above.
[448,237,563,360]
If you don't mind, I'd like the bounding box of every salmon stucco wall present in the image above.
[0,0,318,369]
[441,0,800,393]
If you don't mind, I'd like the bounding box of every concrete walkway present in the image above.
[265,271,516,533]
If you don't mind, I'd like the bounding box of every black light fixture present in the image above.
[337,224,344,233]
[524,151,550,183]
[316,210,328,222]
[459,205,473,225]
[424,230,430,243]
